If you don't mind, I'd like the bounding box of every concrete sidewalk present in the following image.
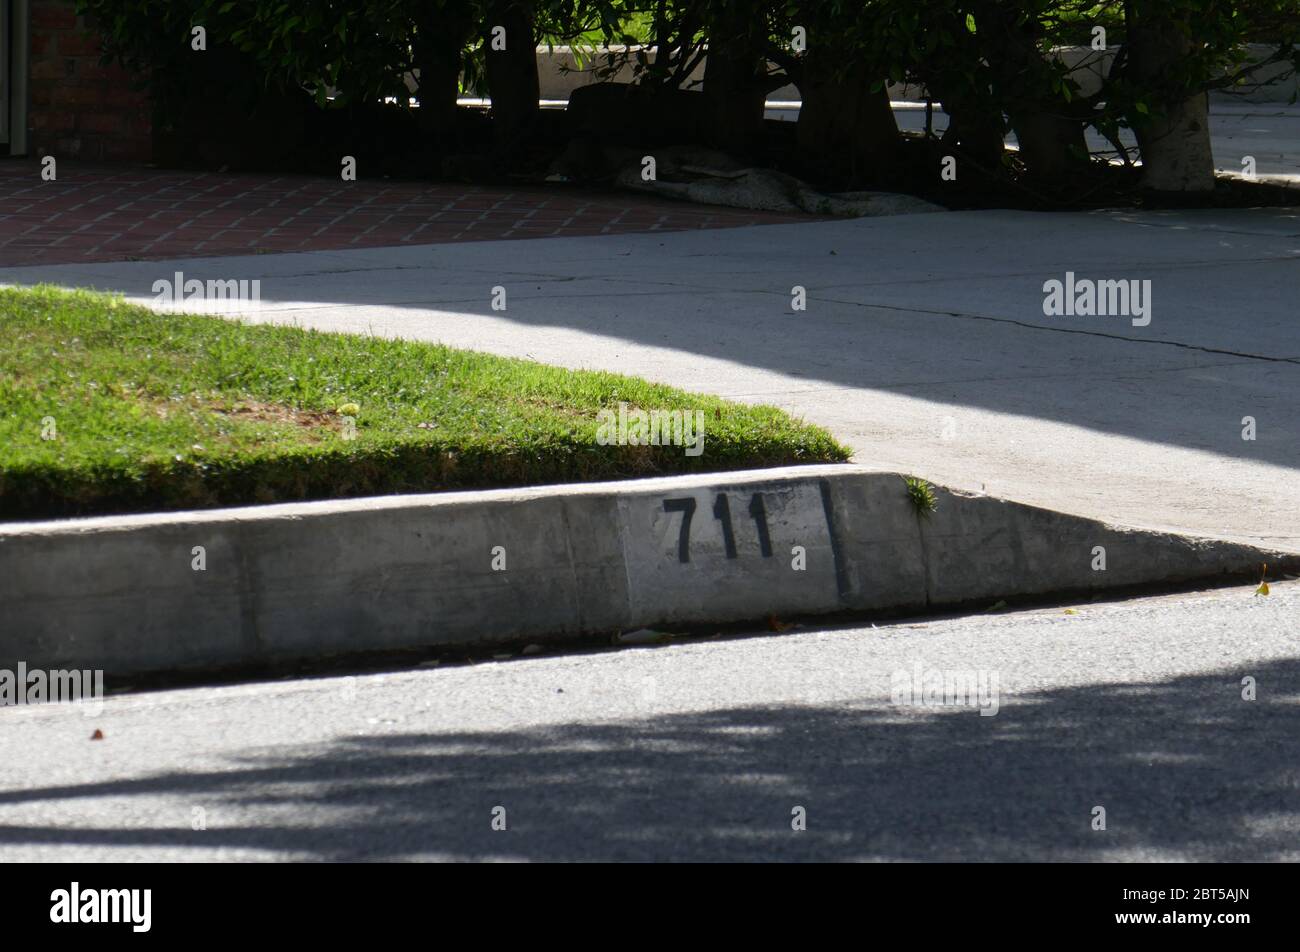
[4,205,1298,551]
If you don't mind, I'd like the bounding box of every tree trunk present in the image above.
[931,85,1006,171]
[703,10,765,157]
[797,56,900,187]
[413,5,473,151]
[1127,8,1215,191]
[484,1,540,147]
[976,0,1089,182]
[1010,109,1090,181]
[1134,87,1213,191]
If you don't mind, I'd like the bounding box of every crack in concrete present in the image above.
[815,295,1300,366]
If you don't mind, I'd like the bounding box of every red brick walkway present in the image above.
[0,161,818,268]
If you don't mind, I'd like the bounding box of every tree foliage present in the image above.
[77,0,1300,193]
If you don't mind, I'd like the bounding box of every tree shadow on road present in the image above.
[0,658,1296,861]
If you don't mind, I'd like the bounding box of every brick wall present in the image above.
[27,0,151,161]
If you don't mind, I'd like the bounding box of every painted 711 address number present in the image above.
[661,493,774,563]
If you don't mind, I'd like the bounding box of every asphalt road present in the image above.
[2,580,1295,862]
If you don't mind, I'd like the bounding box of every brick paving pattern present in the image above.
[0,162,819,267]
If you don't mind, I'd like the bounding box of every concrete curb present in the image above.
[2,464,1294,679]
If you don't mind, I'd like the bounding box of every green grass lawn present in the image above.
[0,286,849,520]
